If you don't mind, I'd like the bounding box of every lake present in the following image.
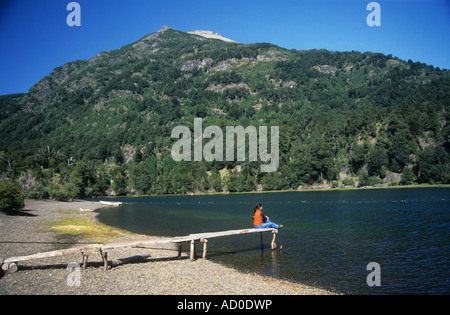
[96,187,450,294]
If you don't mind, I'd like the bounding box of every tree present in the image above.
[17,170,44,199]
[129,164,151,195]
[261,172,286,191]
[70,161,94,197]
[0,181,25,213]
[167,162,208,194]
[110,166,127,196]
[401,167,416,185]
[418,146,449,183]
[224,171,243,193]
[367,146,389,177]
[388,128,415,172]
[46,182,79,201]
[209,169,222,192]
[350,144,368,174]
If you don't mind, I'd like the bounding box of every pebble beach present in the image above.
[0,199,335,295]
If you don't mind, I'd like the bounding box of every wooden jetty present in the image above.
[1,228,279,273]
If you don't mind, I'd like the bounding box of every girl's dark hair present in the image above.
[253,204,262,213]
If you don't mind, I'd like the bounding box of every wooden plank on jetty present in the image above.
[3,244,101,264]
[188,228,276,240]
[1,228,279,272]
[1,244,101,273]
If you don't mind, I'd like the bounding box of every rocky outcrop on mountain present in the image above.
[313,65,338,74]
[181,58,213,71]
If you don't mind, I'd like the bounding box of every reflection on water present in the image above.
[96,187,450,294]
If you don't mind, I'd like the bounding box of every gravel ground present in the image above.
[0,199,335,295]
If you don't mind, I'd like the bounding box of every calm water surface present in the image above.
[96,187,450,294]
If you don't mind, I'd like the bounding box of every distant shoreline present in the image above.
[96,183,450,199]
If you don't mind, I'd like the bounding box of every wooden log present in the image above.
[7,263,18,273]
[1,262,18,273]
[109,253,151,268]
[190,240,196,261]
[3,244,101,265]
[200,239,208,259]
[101,236,194,251]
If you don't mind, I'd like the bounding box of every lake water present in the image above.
[96,187,450,294]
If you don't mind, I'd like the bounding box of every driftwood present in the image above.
[109,253,151,268]
[1,228,279,272]
[1,244,100,273]
[2,244,101,264]
[1,262,18,274]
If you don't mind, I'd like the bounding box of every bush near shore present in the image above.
[0,180,24,213]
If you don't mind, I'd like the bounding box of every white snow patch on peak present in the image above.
[188,30,238,43]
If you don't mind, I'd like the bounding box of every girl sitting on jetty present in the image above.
[253,204,283,229]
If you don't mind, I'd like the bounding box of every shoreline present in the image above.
[101,183,450,199]
[0,199,336,295]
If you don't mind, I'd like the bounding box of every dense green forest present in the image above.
[0,27,449,199]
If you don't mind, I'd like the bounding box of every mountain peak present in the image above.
[188,30,238,43]
[158,25,173,33]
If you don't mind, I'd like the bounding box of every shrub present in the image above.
[17,170,44,199]
[46,182,80,201]
[342,177,355,187]
[358,172,382,187]
[401,167,417,185]
[0,181,25,213]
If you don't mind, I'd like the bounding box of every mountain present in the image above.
[0,26,449,198]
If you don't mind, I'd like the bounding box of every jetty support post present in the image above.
[100,249,108,271]
[81,251,89,269]
[200,239,208,259]
[189,240,196,261]
[260,232,264,250]
[177,242,183,259]
[271,230,278,250]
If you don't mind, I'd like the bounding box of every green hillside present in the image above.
[0,26,449,198]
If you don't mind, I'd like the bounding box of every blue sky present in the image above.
[1,0,449,95]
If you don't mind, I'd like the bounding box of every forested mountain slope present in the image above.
[0,26,448,198]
